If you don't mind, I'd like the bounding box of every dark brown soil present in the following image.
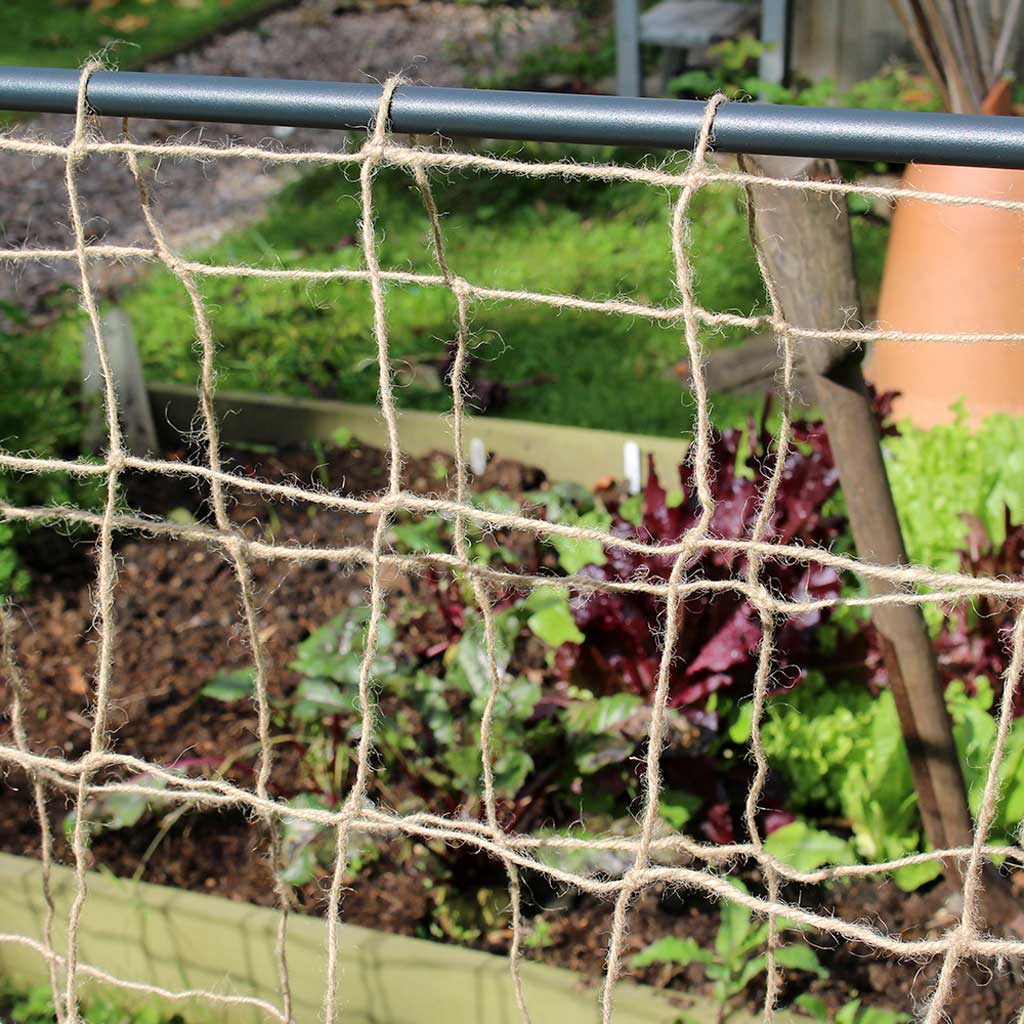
[1,441,1019,1023]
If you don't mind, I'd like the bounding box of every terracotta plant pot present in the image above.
[866,158,1024,428]
[868,82,1024,427]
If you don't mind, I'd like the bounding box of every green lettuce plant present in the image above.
[759,671,1024,891]
[884,407,1024,579]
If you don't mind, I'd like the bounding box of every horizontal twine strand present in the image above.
[3,492,1024,612]
[0,934,288,1023]
[2,743,1023,962]
[5,131,1024,214]
[3,243,1024,346]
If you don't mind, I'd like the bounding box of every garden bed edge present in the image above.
[0,851,764,1024]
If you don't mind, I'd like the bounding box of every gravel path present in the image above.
[1,1,574,317]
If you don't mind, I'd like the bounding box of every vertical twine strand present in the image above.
[740,174,800,1023]
[411,159,532,1023]
[599,93,726,1024]
[2,605,64,1023]
[322,75,406,1024]
[922,605,1024,1022]
[62,61,127,1024]
[121,127,294,1024]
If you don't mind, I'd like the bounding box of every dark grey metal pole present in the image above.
[3,65,1024,167]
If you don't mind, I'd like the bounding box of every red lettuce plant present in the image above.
[934,509,1024,715]
[856,506,1024,715]
[555,405,848,724]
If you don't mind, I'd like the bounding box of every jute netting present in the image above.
[2,63,1024,1024]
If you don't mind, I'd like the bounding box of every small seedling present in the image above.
[630,879,825,1023]
[524,917,556,950]
[795,993,910,1024]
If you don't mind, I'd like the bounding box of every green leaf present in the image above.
[166,506,197,526]
[496,676,542,722]
[450,614,512,697]
[835,1002,862,1024]
[280,794,331,886]
[794,993,829,1022]
[891,855,942,892]
[669,69,723,96]
[391,518,446,555]
[524,587,584,648]
[565,693,643,735]
[658,788,702,831]
[290,610,395,684]
[715,879,754,962]
[492,748,534,796]
[629,936,712,968]
[846,192,874,215]
[728,701,753,744]
[997,735,1024,825]
[764,820,856,873]
[441,744,480,792]
[617,494,643,526]
[96,789,154,830]
[774,943,826,978]
[574,734,635,774]
[280,844,318,886]
[200,668,255,702]
[412,671,457,746]
[296,678,349,714]
[858,1008,911,1024]
[75,774,171,833]
[727,954,766,997]
[547,508,609,574]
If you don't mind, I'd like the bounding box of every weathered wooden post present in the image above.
[741,153,974,876]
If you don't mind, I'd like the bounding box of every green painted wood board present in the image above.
[0,852,726,1024]
[147,384,687,488]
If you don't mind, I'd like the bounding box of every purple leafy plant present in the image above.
[935,510,1024,715]
[555,403,848,724]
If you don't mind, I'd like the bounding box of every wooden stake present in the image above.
[82,307,158,456]
[740,153,974,874]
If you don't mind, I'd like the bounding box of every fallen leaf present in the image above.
[68,664,88,696]
[99,13,150,31]
[899,89,935,106]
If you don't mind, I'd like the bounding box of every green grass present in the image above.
[27,143,888,441]
[0,0,284,72]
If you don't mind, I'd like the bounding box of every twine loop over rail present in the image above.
[1,65,1024,1024]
